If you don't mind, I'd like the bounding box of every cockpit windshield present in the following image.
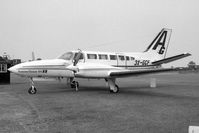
[58,52,73,60]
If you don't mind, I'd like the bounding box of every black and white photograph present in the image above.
[0,0,199,132]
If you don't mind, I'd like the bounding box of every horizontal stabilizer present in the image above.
[152,53,191,66]
[109,68,176,77]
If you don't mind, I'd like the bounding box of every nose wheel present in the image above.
[28,77,37,94]
[28,86,37,94]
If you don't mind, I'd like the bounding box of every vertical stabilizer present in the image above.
[144,28,172,60]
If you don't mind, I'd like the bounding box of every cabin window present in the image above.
[87,54,97,59]
[110,55,117,60]
[58,52,73,60]
[118,55,125,61]
[0,64,7,73]
[131,57,135,60]
[74,53,84,60]
[126,56,130,61]
[98,54,108,60]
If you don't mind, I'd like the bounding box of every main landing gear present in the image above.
[28,78,37,94]
[106,78,119,93]
[70,80,79,91]
[68,78,119,93]
[110,85,119,93]
[68,78,79,91]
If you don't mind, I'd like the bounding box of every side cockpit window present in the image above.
[58,52,73,60]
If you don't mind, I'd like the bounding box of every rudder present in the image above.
[144,28,172,60]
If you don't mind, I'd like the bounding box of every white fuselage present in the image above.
[9,50,158,78]
[9,28,174,79]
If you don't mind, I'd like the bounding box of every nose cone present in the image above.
[8,65,19,73]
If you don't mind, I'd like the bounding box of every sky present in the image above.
[0,0,199,67]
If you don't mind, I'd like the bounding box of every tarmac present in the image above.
[1,73,199,133]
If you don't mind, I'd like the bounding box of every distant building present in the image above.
[11,59,21,66]
[1,52,21,66]
[0,52,22,84]
[0,56,11,84]
[2,52,11,60]
[188,61,199,70]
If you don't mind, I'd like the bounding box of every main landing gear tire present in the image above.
[110,85,119,93]
[28,86,37,94]
[70,81,79,89]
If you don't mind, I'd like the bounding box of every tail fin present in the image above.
[144,28,172,60]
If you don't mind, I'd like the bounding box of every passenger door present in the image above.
[116,54,126,68]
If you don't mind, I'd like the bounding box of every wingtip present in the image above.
[184,52,191,56]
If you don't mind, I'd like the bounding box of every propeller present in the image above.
[73,49,82,66]
[67,49,82,73]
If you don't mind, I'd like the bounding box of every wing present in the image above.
[152,53,191,66]
[74,62,177,78]
[109,68,176,78]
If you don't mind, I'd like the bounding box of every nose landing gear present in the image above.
[28,86,37,94]
[28,78,37,94]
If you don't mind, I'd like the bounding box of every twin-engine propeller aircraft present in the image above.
[9,28,191,94]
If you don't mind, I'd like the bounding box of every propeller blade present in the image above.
[73,49,82,66]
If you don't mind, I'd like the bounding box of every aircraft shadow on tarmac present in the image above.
[121,89,198,100]
[36,84,199,101]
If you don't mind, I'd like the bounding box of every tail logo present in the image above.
[152,31,167,54]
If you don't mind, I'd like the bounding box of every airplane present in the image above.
[8,28,191,94]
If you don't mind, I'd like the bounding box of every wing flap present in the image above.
[152,53,191,65]
[109,68,176,77]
